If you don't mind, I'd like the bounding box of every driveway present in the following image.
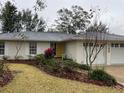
[106,65,124,84]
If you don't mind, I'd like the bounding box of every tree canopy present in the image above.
[0,1,17,33]
[16,9,46,32]
[34,0,46,11]
[86,21,108,33]
[55,5,94,34]
[0,0,46,33]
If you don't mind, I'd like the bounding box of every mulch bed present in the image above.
[6,60,38,65]
[0,70,13,87]
[37,65,124,90]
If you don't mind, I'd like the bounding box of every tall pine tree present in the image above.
[0,1,17,33]
[0,0,46,33]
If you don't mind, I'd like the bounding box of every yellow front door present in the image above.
[56,43,65,57]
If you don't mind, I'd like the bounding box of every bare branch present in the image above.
[84,21,108,68]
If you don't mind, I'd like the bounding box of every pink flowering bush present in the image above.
[44,48,55,59]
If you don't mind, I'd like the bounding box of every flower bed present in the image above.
[0,69,13,87]
[0,61,13,87]
[35,50,124,89]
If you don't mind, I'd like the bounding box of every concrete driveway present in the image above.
[106,65,124,84]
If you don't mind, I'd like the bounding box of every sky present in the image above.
[1,0,124,35]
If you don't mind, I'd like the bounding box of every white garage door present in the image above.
[93,49,106,64]
[111,47,124,64]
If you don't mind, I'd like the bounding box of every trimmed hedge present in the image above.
[35,54,91,72]
[35,54,59,72]
[89,69,117,86]
[63,59,90,71]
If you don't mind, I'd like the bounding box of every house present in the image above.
[0,31,124,65]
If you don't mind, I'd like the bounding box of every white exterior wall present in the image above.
[5,41,28,59]
[65,41,124,65]
[106,43,111,65]
[65,41,77,62]
[76,41,84,64]
[65,41,107,64]
[77,41,106,64]
[2,40,124,65]
[0,41,50,59]
[65,41,85,64]
[93,48,106,64]
[37,42,50,54]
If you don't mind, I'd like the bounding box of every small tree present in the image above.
[15,33,27,59]
[84,21,108,69]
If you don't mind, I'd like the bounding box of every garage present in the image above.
[83,47,106,65]
[94,49,106,64]
[111,43,124,64]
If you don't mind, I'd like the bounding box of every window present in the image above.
[111,43,124,48]
[83,43,88,46]
[29,42,37,55]
[83,43,100,47]
[120,44,124,47]
[114,44,119,47]
[111,43,119,48]
[83,43,93,46]
[111,44,114,47]
[0,42,4,55]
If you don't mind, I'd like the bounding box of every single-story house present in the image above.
[0,31,124,65]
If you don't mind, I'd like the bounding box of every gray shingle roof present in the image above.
[0,31,124,42]
[75,32,124,41]
[0,31,75,42]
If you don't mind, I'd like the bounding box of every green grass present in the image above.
[0,63,123,93]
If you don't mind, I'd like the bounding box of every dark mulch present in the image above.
[37,65,124,90]
[0,70,13,87]
[6,60,38,65]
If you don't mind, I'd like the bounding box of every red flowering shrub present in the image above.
[44,48,55,59]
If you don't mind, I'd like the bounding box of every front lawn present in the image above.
[0,63,123,93]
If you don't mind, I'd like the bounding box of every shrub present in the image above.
[35,54,45,62]
[63,59,79,70]
[36,53,90,73]
[35,53,59,72]
[0,61,5,76]
[62,54,69,61]
[43,58,60,72]
[89,69,117,86]
[44,48,55,59]
[35,54,45,64]
[63,59,90,71]
[2,55,9,60]
[44,58,56,66]
[79,64,91,70]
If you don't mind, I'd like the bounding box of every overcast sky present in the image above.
[1,0,124,35]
